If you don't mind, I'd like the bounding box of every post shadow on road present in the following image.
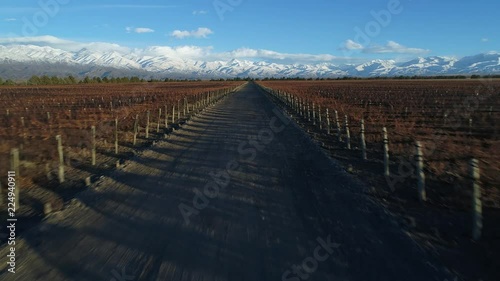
[12,158,341,281]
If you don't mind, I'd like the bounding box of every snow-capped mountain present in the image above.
[0,44,499,79]
[389,56,458,76]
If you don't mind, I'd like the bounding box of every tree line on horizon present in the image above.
[0,74,499,86]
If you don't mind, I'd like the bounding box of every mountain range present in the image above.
[0,44,499,79]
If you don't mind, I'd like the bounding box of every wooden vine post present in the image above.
[360,119,367,160]
[470,158,482,241]
[177,101,181,121]
[326,108,331,135]
[345,116,351,149]
[415,141,426,202]
[183,98,186,117]
[312,103,316,125]
[383,127,390,177]
[307,103,311,122]
[145,110,150,139]
[91,126,96,166]
[157,108,161,133]
[303,100,307,118]
[318,105,322,130]
[335,110,341,142]
[56,135,65,183]
[133,114,139,146]
[114,118,119,155]
[172,105,175,124]
[10,148,20,210]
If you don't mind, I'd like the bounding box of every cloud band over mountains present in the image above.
[0,35,342,64]
[340,40,430,54]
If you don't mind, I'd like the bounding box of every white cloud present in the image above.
[193,10,208,15]
[4,18,17,22]
[217,48,337,63]
[137,45,213,60]
[364,41,430,54]
[135,46,338,64]
[135,27,155,33]
[171,27,213,39]
[340,39,429,54]
[0,35,130,54]
[481,38,489,42]
[170,30,190,39]
[126,27,155,34]
[341,39,363,50]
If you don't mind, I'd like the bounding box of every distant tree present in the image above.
[3,79,15,85]
[66,75,77,84]
[27,75,41,85]
[50,76,60,84]
[40,75,51,84]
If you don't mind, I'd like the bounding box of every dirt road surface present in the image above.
[0,83,454,281]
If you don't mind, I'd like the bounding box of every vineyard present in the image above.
[0,80,498,280]
[0,81,243,212]
[258,80,500,209]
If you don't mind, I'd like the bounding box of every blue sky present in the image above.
[0,0,498,64]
